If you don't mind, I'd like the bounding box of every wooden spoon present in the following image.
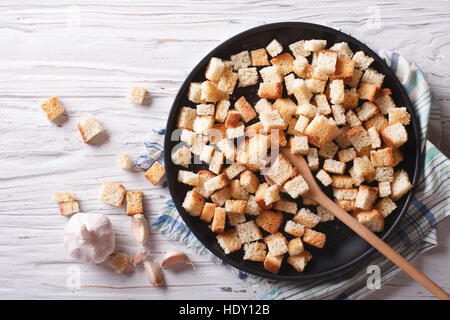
[265,147,449,300]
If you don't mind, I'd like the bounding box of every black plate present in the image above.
[164,22,421,280]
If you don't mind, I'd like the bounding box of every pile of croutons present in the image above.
[172,38,413,274]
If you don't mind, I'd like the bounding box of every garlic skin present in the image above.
[64,213,115,264]
[131,250,147,266]
[160,250,192,269]
[131,214,149,246]
[144,259,164,286]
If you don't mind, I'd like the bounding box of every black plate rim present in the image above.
[164,22,422,281]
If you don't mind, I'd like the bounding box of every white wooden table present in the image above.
[0,0,449,300]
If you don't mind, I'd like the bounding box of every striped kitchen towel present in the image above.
[141,51,449,299]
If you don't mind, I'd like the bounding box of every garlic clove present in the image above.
[144,259,164,286]
[160,249,193,269]
[131,214,149,246]
[131,250,147,266]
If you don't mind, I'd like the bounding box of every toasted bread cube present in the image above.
[273,200,297,214]
[226,124,245,139]
[284,220,305,237]
[329,79,345,105]
[218,69,238,95]
[239,170,260,194]
[255,210,284,234]
[316,169,332,187]
[343,88,359,109]
[335,199,356,211]
[361,68,384,87]
[367,127,381,149]
[355,185,378,210]
[60,201,79,217]
[126,190,143,216]
[182,189,205,217]
[190,134,208,156]
[205,57,225,82]
[388,107,411,125]
[303,228,326,248]
[375,197,397,218]
[284,73,297,95]
[209,151,224,175]
[244,195,262,216]
[331,57,355,80]
[225,199,246,215]
[292,56,309,78]
[215,100,231,123]
[255,183,272,209]
[180,129,196,146]
[254,98,273,115]
[260,65,282,83]
[264,185,280,206]
[223,163,245,180]
[307,147,319,171]
[358,83,379,101]
[266,39,283,57]
[289,135,309,155]
[349,166,363,187]
[177,170,200,187]
[323,159,346,175]
[100,182,126,207]
[258,82,283,100]
[211,207,227,233]
[393,149,404,166]
[346,110,362,127]
[380,122,408,149]
[333,188,358,200]
[297,102,318,119]
[204,173,229,194]
[238,67,259,87]
[177,107,197,130]
[352,51,374,70]
[199,145,215,163]
[287,118,302,136]
[318,141,338,159]
[304,115,336,148]
[331,175,353,188]
[346,68,364,88]
[302,197,318,206]
[270,53,295,76]
[391,169,412,201]
[292,79,313,104]
[358,101,379,121]
[266,154,296,186]
[127,85,147,104]
[144,161,165,185]
[217,229,242,254]
[356,209,384,232]
[264,232,288,256]
[370,147,395,167]
[345,125,371,152]
[193,115,215,135]
[195,170,217,198]
[378,181,391,198]
[293,208,320,228]
[187,82,203,103]
[287,251,312,272]
[375,92,396,115]
[314,50,337,76]
[335,129,353,149]
[217,138,236,161]
[234,96,257,123]
[289,40,311,58]
[375,166,394,182]
[331,104,346,125]
[230,50,252,70]
[338,147,357,163]
[251,48,270,66]
[108,252,130,274]
[353,156,376,183]
[304,39,327,52]
[41,96,64,121]
[314,94,331,115]
[171,146,191,168]
[293,116,310,135]
[230,179,249,200]
[287,238,305,256]
[211,187,231,207]
[317,205,335,222]
[199,202,216,223]
[236,220,262,243]
[196,103,215,116]
[244,242,267,261]
[200,81,221,103]
[264,253,283,274]
[52,192,76,203]
[273,98,297,124]
[224,110,242,128]
[78,115,104,143]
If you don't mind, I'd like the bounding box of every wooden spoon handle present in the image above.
[317,195,450,300]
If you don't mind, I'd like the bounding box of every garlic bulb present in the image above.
[144,259,164,286]
[64,212,115,264]
[131,214,149,246]
[161,250,193,269]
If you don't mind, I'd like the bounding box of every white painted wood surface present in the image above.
[0,0,448,300]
